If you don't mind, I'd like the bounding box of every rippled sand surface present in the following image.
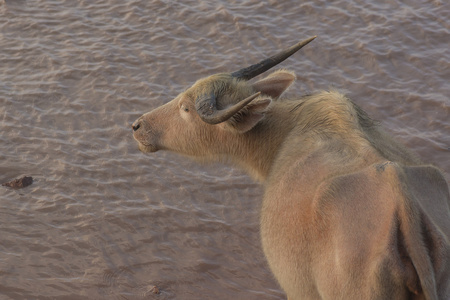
[0,0,448,299]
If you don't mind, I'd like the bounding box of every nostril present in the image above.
[132,121,141,131]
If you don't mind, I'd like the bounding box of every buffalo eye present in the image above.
[180,104,190,113]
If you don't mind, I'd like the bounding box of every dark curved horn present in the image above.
[195,92,261,124]
[231,36,317,80]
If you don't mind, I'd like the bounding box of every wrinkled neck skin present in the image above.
[225,100,301,182]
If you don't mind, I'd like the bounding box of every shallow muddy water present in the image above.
[0,0,448,299]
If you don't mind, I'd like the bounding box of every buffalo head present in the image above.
[132,36,316,160]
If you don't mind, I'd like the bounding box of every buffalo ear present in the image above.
[223,98,271,133]
[251,70,296,99]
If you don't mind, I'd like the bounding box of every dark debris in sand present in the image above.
[2,176,33,189]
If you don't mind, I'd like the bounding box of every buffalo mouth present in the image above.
[133,134,159,153]
[132,124,160,153]
[137,141,159,153]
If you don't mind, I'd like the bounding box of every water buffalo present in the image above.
[132,37,450,300]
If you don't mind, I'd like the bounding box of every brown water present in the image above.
[0,0,448,299]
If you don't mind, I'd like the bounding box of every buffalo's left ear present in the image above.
[223,97,271,133]
[251,70,296,99]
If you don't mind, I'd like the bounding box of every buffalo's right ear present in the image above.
[223,97,271,133]
[251,70,296,99]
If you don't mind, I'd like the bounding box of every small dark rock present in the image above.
[2,176,33,189]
